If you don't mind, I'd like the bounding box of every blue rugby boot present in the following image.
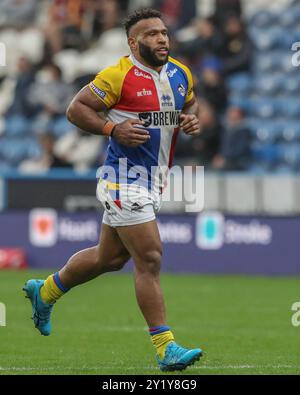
[157,342,203,372]
[23,279,53,336]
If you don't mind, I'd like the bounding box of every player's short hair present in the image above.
[123,8,163,37]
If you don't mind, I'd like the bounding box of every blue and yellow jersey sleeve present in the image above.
[89,56,133,109]
[168,56,194,105]
[183,66,195,104]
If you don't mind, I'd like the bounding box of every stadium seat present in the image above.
[252,27,284,51]
[284,76,300,94]
[281,122,300,142]
[277,98,300,117]
[280,8,299,27]
[54,50,81,83]
[51,116,74,137]
[248,98,276,118]
[227,73,252,94]
[0,138,27,165]
[254,51,285,73]
[277,143,300,167]
[280,29,300,49]
[251,142,280,164]
[25,138,42,160]
[273,163,295,173]
[250,120,282,143]
[0,160,13,172]
[247,162,271,174]
[18,28,45,64]
[228,96,251,112]
[97,28,128,54]
[249,10,278,28]
[252,74,282,94]
[4,115,30,137]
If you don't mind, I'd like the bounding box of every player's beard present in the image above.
[138,41,169,67]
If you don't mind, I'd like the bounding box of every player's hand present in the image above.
[179,114,201,136]
[112,119,150,147]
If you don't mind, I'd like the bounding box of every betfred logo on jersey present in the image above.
[29,209,58,247]
[137,89,153,97]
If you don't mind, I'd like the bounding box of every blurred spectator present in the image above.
[128,0,153,13]
[195,57,227,113]
[25,63,75,137]
[212,0,242,27]
[219,14,253,75]
[153,0,197,32]
[19,133,71,173]
[44,0,88,54]
[6,57,35,118]
[212,106,251,170]
[90,0,121,38]
[27,63,74,117]
[175,101,221,167]
[0,0,38,28]
[175,17,223,59]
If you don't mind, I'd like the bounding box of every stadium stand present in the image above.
[0,0,298,175]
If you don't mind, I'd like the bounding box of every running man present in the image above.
[23,8,203,372]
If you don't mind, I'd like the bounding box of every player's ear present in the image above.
[128,36,137,51]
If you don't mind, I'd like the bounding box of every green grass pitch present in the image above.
[1,270,300,375]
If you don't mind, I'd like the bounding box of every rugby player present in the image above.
[23,8,203,372]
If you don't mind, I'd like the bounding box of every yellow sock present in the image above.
[151,330,175,359]
[40,274,65,304]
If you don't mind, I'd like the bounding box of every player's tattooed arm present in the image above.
[180,96,201,136]
[67,85,150,146]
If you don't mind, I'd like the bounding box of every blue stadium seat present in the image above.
[280,9,299,27]
[280,122,300,142]
[252,27,284,51]
[273,163,294,173]
[25,138,42,159]
[252,74,281,94]
[0,138,28,165]
[251,142,279,163]
[51,116,74,137]
[284,77,300,94]
[248,98,276,118]
[0,161,13,172]
[254,51,285,73]
[248,119,282,143]
[250,10,278,28]
[280,30,300,49]
[4,115,30,137]
[228,96,251,112]
[277,143,300,167]
[226,73,252,94]
[246,163,270,174]
[276,98,300,117]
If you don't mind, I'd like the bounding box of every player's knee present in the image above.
[137,249,162,275]
[107,253,130,272]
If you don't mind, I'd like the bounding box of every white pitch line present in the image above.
[1,365,300,372]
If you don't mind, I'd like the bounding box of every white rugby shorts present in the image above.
[96,179,162,227]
